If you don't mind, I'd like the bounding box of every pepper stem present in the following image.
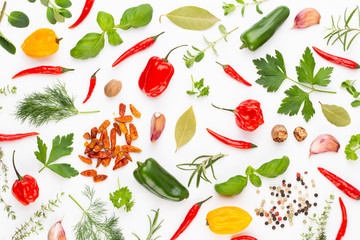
[215,61,227,70]
[240,43,247,50]
[56,37,63,44]
[211,103,234,113]
[12,150,23,181]
[91,68,100,79]
[163,44,188,62]
[61,67,75,73]
[152,31,165,42]
[196,196,212,207]
[136,161,144,168]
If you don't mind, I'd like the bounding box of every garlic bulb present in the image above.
[293,8,321,29]
[48,218,66,240]
[150,112,166,143]
[309,134,340,157]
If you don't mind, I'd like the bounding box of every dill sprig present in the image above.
[132,209,163,240]
[177,153,227,187]
[15,81,99,127]
[11,192,64,240]
[0,147,16,220]
[324,6,360,51]
[0,85,17,96]
[69,185,124,240]
[222,0,268,16]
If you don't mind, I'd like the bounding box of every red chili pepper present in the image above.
[83,68,100,104]
[317,167,360,200]
[206,128,257,149]
[231,236,258,240]
[312,46,359,69]
[11,151,39,206]
[170,196,212,240]
[12,66,74,79]
[0,132,39,142]
[336,197,347,240]
[138,45,186,97]
[215,62,252,86]
[68,0,95,29]
[112,32,165,67]
[212,100,264,132]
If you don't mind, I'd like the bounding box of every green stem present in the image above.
[236,0,268,8]
[211,103,234,112]
[203,27,238,52]
[38,165,47,173]
[287,77,336,94]
[0,1,6,22]
[79,110,100,114]
[69,194,87,212]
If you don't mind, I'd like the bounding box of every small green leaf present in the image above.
[320,103,351,127]
[70,33,105,59]
[214,175,247,197]
[34,136,47,164]
[47,163,79,178]
[236,0,245,4]
[345,134,360,160]
[222,3,236,16]
[48,133,74,165]
[255,156,290,178]
[118,4,153,30]
[195,52,204,62]
[97,11,115,32]
[55,0,72,8]
[58,8,72,18]
[256,4,263,14]
[241,6,245,16]
[107,30,123,46]
[245,166,255,176]
[249,173,262,187]
[40,0,49,6]
[8,11,30,28]
[53,9,65,23]
[28,0,36,2]
[351,100,360,107]
[219,24,227,34]
[0,31,16,54]
[175,106,196,151]
[46,7,56,24]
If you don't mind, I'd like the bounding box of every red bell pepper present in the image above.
[138,45,186,97]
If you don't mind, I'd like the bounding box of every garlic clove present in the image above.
[150,112,166,143]
[309,134,340,157]
[48,218,66,240]
[293,8,321,29]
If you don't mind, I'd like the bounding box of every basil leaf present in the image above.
[97,11,115,32]
[249,173,262,187]
[40,0,49,6]
[70,33,105,59]
[8,11,30,28]
[118,4,153,30]
[58,8,72,18]
[47,163,79,178]
[53,9,65,23]
[255,156,290,178]
[351,100,360,107]
[0,31,16,54]
[214,175,247,197]
[107,31,123,46]
[55,0,71,8]
[245,166,255,176]
[46,7,56,24]
[28,0,36,2]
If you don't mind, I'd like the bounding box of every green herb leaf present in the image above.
[175,106,196,151]
[320,103,351,127]
[47,163,79,178]
[245,166,255,176]
[58,8,72,18]
[48,133,74,164]
[255,156,290,178]
[219,24,227,34]
[8,11,29,28]
[53,9,65,23]
[236,0,245,3]
[256,4,263,14]
[214,175,248,197]
[109,184,135,212]
[70,33,105,59]
[222,3,236,16]
[107,30,123,46]
[186,90,196,95]
[163,6,220,30]
[46,7,56,24]
[28,0,36,2]
[345,134,360,160]
[55,0,71,8]
[40,0,49,6]
[118,4,153,30]
[97,11,115,32]
[0,31,16,54]
[249,173,262,187]
[351,100,360,107]
[34,136,47,164]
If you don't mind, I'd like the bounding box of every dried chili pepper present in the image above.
[83,132,91,139]
[115,152,124,164]
[215,62,252,86]
[129,123,138,140]
[12,66,74,79]
[123,152,132,162]
[113,158,129,170]
[318,167,360,200]
[119,122,128,134]
[112,146,121,158]
[114,115,133,123]
[78,155,92,165]
[110,128,116,151]
[68,0,95,29]
[83,68,100,104]
[96,159,102,168]
[113,123,121,136]
[112,32,165,67]
[206,128,257,149]
[98,120,110,132]
[0,132,39,142]
[93,174,108,182]
[101,157,111,167]
[81,169,97,177]
[90,127,98,139]
[119,103,126,117]
[102,129,110,150]
[212,100,264,132]
[93,145,102,153]
[88,151,111,159]
[125,133,132,145]
[121,145,141,152]
[170,196,212,240]
[231,236,258,240]
[312,46,359,69]
[11,151,39,206]
[129,104,141,118]
[336,197,347,240]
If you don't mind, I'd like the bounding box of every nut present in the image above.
[271,124,288,143]
[104,79,122,97]
[293,126,307,142]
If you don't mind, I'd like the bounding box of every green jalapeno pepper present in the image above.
[133,158,189,201]
[240,6,290,51]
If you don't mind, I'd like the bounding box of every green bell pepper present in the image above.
[240,6,290,51]
[133,158,189,201]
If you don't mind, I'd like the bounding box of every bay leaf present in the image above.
[175,106,196,151]
[164,6,220,30]
[321,103,351,127]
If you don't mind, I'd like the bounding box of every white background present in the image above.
[1,0,360,239]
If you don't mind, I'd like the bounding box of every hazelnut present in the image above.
[271,124,288,143]
[293,127,307,142]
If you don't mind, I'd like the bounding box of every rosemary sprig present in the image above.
[0,147,16,220]
[183,25,238,68]
[132,209,163,240]
[222,0,268,16]
[324,6,360,51]
[0,85,17,96]
[177,153,227,187]
[15,81,99,127]
[69,185,124,240]
[11,192,64,240]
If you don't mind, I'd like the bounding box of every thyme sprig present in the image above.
[69,185,124,240]
[324,6,360,51]
[0,148,16,220]
[0,85,17,96]
[222,0,268,16]
[177,153,227,187]
[132,209,163,240]
[15,81,99,127]
[12,192,64,240]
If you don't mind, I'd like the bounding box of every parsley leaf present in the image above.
[186,75,210,97]
[35,133,79,178]
[345,134,360,161]
[109,180,135,212]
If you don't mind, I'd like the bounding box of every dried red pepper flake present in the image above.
[123,152,132,162]
[118,122,128,134]
[114,115,133,123]
[90,127,98,139]
[98,120,110,132]
[78,155,92,165]
[129,104,141,118]
[121,145,141,152]
[81,169,97,177]
[93,174,108,182]
[83,132,91,139]
[101,157,111,167]
[125,133,132,145]
[110,128,116,151]
[129,123,138,140]
[119,103,126,117]
[113,123,122,136]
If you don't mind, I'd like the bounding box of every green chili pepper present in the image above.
[255,156,290,178]
[214,175,248,197]
[240,6,290,51]
[133,158,189,201]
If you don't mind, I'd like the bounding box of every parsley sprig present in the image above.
[253,47,335,122]
[345,134,360,160]
[186,75,210,97]
[341,80,360,107]
[109,178,135,212]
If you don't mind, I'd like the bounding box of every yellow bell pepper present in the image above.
[206,206,252,234]
[21,28,61,58]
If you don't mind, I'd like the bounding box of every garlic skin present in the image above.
[150,112,166,143]
[48,219,66,240]
[293,8,321,29]
[309,134,340,157]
